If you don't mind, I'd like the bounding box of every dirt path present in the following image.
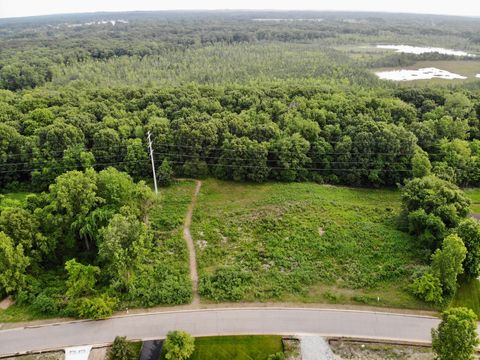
[183,180,202,305]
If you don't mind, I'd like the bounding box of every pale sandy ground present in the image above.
[0,297,14,310]
[376,67,467,81]
[376,45,476,57]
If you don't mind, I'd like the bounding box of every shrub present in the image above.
[199,267,252,301]
[268,352,285,360]
[410,272,443,304]
[109,336,135,360]
[163,330,195,360]
[74,295,116,320]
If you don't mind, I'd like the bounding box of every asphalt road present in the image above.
[0,307,461,356]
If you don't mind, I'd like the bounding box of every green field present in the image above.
[0,192,31,208]
[193,179,428,309]
[466,189,480,214]
[163,336,283,360]
[452,279,480,318]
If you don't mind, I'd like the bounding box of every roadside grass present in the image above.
[0,304,54,323]
[160,335,283,360]
[128,341,143,359]
[466,188,480,214]
[193,179,429,310]
[452,278,480,319]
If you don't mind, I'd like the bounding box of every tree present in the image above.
[109,336,135,360]
[411,148,431,178]
[432,307,478,360]
[431,234,467,296]
[163,330,195,360]
[216,137,269,182]
[0,207,50,261]
[157,158,173,187]
[455,219,480,279]
[0,232,30,294]
[401,176,470,248]
[270,133,310,182]
[98,213,152,291]
[123,138,149,180]
[65,259,100,300]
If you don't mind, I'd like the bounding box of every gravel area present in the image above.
[300,336,333,360]
[330,340,434,359]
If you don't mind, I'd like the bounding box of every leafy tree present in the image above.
[411,148,431,178]
[109,336,135,360]
[401,176,470,248]
[432,307,479,360]
[0,232,30,294]
[123,138,149,180]
[65,258,100,300]
[0,207,50,261]
[270,133,310,182]
[157,158,174,187]
[216,136,269,182]
[163,330,195,360]
[455,219,480,279]
[98,213,152,291]
[431,234,467,296]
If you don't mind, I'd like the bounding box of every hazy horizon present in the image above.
[1,0,480,19]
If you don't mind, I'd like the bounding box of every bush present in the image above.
[74,295,116,320]
[199,267,252,301]
[109,336,135,360]
[31,293,60,315]
[410,272,443,304]
[163,330,195,360]
[268,352,285,360]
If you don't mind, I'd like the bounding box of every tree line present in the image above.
[1,83,479,191]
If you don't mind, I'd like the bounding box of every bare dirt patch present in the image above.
[283,337,301,360]
[330,340,433,360]
[0,297,15,310]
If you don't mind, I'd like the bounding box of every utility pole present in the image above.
[147,131,158,195]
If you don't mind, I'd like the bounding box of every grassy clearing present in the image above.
[0,192,31,208]
[452,279,480,319]
[0,304,55,323]
[466,188,480,214]
[176,336,283,360]
[193,179,428,309]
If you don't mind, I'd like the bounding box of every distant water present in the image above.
[375,67,467,81]
[377,45,476,57]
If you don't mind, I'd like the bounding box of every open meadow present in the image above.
[193,179,430,309]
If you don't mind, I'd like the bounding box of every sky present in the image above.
[1,0,480,19]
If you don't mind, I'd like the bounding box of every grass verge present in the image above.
[160,335,283,360]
